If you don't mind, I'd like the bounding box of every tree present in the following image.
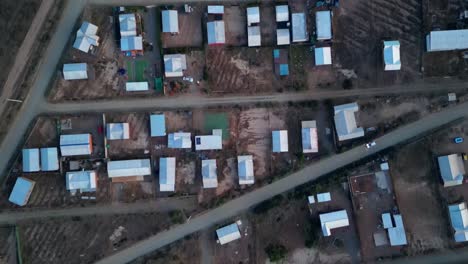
[264,243,287,262]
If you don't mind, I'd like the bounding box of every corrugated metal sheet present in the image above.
[276,28,290,45]
[247,26,261,47]
[320,210,349,236]
[63,63,88,80]
[383,41,401,71]
[120,36,143,51]
[315,47,332,65]
[292,13,307,42]
[107,159,151,178]
[119,14,137,37]
[150,114,166,137]
[207,21,225,45]
[106,123,130,140]
[66,170,97,191]
[162,10,179,33]
[60,134,92,156]
[202,159,218,188]
[216,223,241,245]
[164,54,187,77]
[73,21,99,53]
[275,5,289,22]
[426,30,468,52]
[125,82,148,91]
[22,148,40,172]
[168,133,192,149]
[195,135,222,150]
[316,11,332,40]
[302,120,318,153]
[40,147,59,171]
[272,130,288,153]
[238,155,254,184]
[208,5,224,14]
[247,7,260,25]
[8,177,35,206]
[160,157,176,191]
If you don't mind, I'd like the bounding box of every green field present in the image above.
[204,113,229,140]
[126,60,148,82]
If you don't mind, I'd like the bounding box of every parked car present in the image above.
[454,137,464,144]
[365,141,376,149]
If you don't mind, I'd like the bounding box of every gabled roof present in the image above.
[272,130,288,153]
[334,103,364,141]
[60,134,92,156]
[316,11,332,40]
[162,10,179,33]
[449,203,468,242]
[315,47,332,65]
[195,134,222,150]
[248,26,261,47]
[247,7,260,25]
[277,28,290,45]
[160,157,176,192]
[238,155,254,185]
[302,121,318,153]
[438,154,465,187]
[275,5,289,22]
[216,223,241,245]
[126,82,149,91]
[292,13,308,42]
[383,41,401,71]
[164,54,187,77]
[202,159,218,188]
[207,21,225,45]
[107,159,151,178]
[168,133,192,149]
[63,63,88,80]
[22,148,40,172]
[382,213,393,229]
[106,123,130,140]
[66,170,97,192]
[73,21,99,53]
[40,147,59,171]
[120,36,143,51]
[387,214,407,246]
[426,29,468,52]
[150,114,166,137]
[9,177,35,206]
[119,13,137,37]
[319,210,349,236]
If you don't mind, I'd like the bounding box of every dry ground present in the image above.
[0,227,17,264]
[161,5,203,48]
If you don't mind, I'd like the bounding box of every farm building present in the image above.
[106,123,130,140]
[150,114,166,137]
[247,6,260,26]
[248,26,261,47]
[22,148,40,172]
[60,134,93,156]
[65,170,97,193]
[238,155,254,185]
[448,202,468,242]
[40,147,59,171]
[73,21,99,53]
[160,157,176,192]
[334,103,364,141]
[164,54,187,77]
[437,154,465,187]
[383,41,401,71]
[9,177,36,206]
[319,210,350,236]
[216,222,241,245]
[316,11,332,40]
[207,21,226,45]
[162,10,179,33]
[275,5,289,22]
[126,82,149,91]
[272,130,288,153]
[195,130,222,151]
[119,13,137,37]
[168,132,192,149]
[315,47,332,66]
[292,13,307,42]
[63,63,88,80]
[301,121,318,153]
[381,213,408,246]
[202,159,218,188]
[426,29,468,52]
[107,159,151,182]
[273,49,289,76]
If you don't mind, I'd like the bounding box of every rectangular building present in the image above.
[73,21,99,53]
[216,223,241,245]
[302,120,318,153]
[334,103,364,141]
[238,155,254,185]
[168,132,192,149]
[195,134,222,151]
[162,10,179,33]
[60,134,93,156]
[126,82,149,91]
[438,154,465,187]
[22,148,40,172]
[316,11,332,40]
[106,123,130,140]
[207,21,226,45]
[66,170,97,193]
[383,41,401,71]
[315,47,332,65]
[272,130,288,153]
[40,147,59,171]
[426,29,468,52]
[292,13,308,42]
[107,159,151,181]
[319,210,349,236]
[164,54,187,77]
[150,114,166,137]
[9,177,35,206]
[449,202,468,242]
[202,159,218,188]
[160,157,176,191]
[63,63,88,80]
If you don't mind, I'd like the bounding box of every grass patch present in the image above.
[135,60,148,82]
[204,113,229,140]
[126,61,135,81]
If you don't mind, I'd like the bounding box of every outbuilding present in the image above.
[426,29,468,52]
[202,159,218,188]
[150,114,166,137]
[207,21,226,45]
[9,177,35,206]
[168,132,192,149]
[60,134,93,156]
[292,13,307,42]
[63,63,88,80]
[126,82,149,91]
[238,155,254,185]
[164,54,187,77]
[162,10,179,33]
[315,47,332,66]
[383,41,401,71]
[73,21,99,53]
[106,123,130,140]
[22,148,40,172]
[319,210,350,236]
[334,103,364,141]
[160,157,176,191]
[107,159,151,181]
[66,170,97,193]
[272,130,288,153]
[302,120,318,153]
[40,147,59,171]
[316,11,332,40]
[216,222,241,245]
[438,154,465,187]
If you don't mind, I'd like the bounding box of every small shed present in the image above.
[248,26,261,47]
[272,130,288,153]
[383,41,401,71]
[202,159,218,188]
[316,11,332,40]
[449,202,468,242]
[216,223,241,245]
[438,154,465,187]
[276,28,290,45]
[317,192,331,202]
[208,5,224,14]
[275,5,289,22]
[247,7,260,26]
[150,114,166,137]
[63,63,88,80]
[168,132,192,149]
[160,157,176,192]
[126,82,149,91]
[9,177,35,206]
[66,170,97,193]
[334,103,364,141]
[315,47,332,65]
[106,123,130,140]
[164,54,187,77]
[22,148,40,172]
[302,120,318,153]
[238,155,254,185]
[40,147,59,171]
[162,10,179,33]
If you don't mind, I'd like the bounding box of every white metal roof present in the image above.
[8,177,35,206]
[382,213,393,229]
[387,214,407,246]
[106,123,130,140]
[426,29,468,52]
[162,10,179,33]
[207,21,226,45]
[292,13,308,42]
[208,5,224,14]
[334,102,364,141]
[276,5,289,22]
[60,134,92,156]
[120,36,143,51]
[107,159,151,178]
[202,159,218,188]
[308,195,315,204]
[168,132,192,149]
[383,41,401,71]
[22,148,40,172]
[238,155,254,185]
[449,203,468,242]
[317,192,331,203]
[438,154,465,187]
[66,170,97,192]
[63,63,88,80]
[216,223,241,245]
[126,82,149,91]
[40,147,59,171]
[302,121,318,153]
[380,162,389,171]
[315,47,332,65]
[119,13,137,37]
[247,7,260,25]
[195,135,222,150]
[320,210,349,236]
[272,130,288,153]
[316,11,332,40]
[150,114,166,137]
[73,21,99,53]
[277,28,290,45]
[164,54,187,77]
[160,157,176,192]
[248,26,261,47]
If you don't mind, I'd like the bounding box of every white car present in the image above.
[365,141,376,149]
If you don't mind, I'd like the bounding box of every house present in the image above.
[195,130,222,151]
[65,170,97,193]
[8,177,35,206]
[449,202,468,242]
[202,159,218,188]
[334,103,364,141]
[238,155,254,185]
[273,49,289,76]
[150,114,166,137]
[315,47,332,66]
[426,29,468,52]
[383,41,401,71]
[160,157,176,191]
[302,120,318,153]
[126,82,149,91]
[438,154,465,187]
[319,210,350,236]
[40,147,59,171]
[63,63,88,80]
[162,10,179,33]
[247,7,260,26]
[120,36,143,52]
[107,159,151,182]
[60,134,93,156]
[106,123,130,140]
[276,28,290,46]
[272,130,288,153]
[164,54,187,78]
[168,132,192,149]
[216,222,241,245]
[248,26,261,47]
[119,14,137,37]
[73,21,99,53]
[382,213,408,246]
[275,5,289,22]
[22,148,40,172]
[207,21,226,45]
[292,13,308,42]
[316,11,332,40]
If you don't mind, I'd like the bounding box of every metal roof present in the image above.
[164,54,187,77]
[195,135,222,150]
[119,13,137,37]
[449,203,468,242]
[238,155,254,185]
[319,210,349,236]
[247,7,260,25]
[162,10,179,33]
[107,159,151,178]
[9,177,35,206]
[207,21,226,45]
[292,13,308,42]
[60,134,92,156]
[438,154,465,187]
[382,213,393,229]
[216,223,241,245]
[426,29,468,52]
[63,63,88,80]
[383,41,401,71]
[106,123,130,140]
[150,114,166,137]
[126,82,149,91]
[279,64,289,76]
[316,11,332,40]
[247,26,261,47]
[66,170,97,192]
[22,148,40,172]
[40,147,59,171]
[387,214,407,246]
[315,47,332,65]
[202,159,218,188]
[334,103,364,141]
[208,5,224,14]
[317,192,331,203]
[301,121,318,153]
[275,5,289,22]
[272,130,288,153]
[73,21,99,53]
[160,157,176,191]
[308,195,315,204]
[168,133,192,149]
[276,28,290,45]
[120,36,143,51]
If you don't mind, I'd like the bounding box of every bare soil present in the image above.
[0,227,17,264]
[161,5,204,48]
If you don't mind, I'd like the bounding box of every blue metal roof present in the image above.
[22,149,40,172]
[150,114,166,137]
[9,177,35,206]
[279,64,289,76]
[40,148,59,171]
[273,49,280,58]
[216,223,240,239]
